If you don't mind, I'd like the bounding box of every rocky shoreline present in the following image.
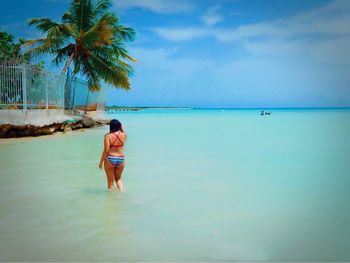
[0,116,110,138]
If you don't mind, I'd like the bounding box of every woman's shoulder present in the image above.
[119,131,127,139]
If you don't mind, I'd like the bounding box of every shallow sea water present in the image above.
[0,109,350,261]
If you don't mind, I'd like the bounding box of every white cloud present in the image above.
[113,0,193,13]
[153,0,350,40]
[130,47,213,74]
[152,27,209,41]
[201,5,224,26]
[110,47,350,107]
[153,0,350,42]
[151,0,350,64]
[107,0,350,107]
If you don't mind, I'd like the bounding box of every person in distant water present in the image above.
[99,119,127,192]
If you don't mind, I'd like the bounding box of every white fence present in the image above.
[65,72,107,111]
[0,62,65,110]
[0,61,107,113]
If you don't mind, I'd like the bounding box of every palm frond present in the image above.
[92,0,112,17]
[81,58,101,91]
[70,0,95,32]
[88,52,130,90]
[114,25,136,42]
[53,45,75,65]
[81,15,116,47]
[62,12,72,23]
[28,18,75,41]
[24,37,66,57]
[111,42,138,62]
[28,18,59,32]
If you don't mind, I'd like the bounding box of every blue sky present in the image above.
[1,0,350,107]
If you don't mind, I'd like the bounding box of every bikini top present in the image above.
[110,132,124,148]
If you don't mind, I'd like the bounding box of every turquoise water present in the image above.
[0,109,350,261]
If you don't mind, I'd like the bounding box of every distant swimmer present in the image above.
[99,119,127,192]
[260,110,272,115]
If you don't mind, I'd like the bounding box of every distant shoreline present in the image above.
[105,106,350,111]
[105,106,192,111]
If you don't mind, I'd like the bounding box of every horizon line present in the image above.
[105,106,350,110]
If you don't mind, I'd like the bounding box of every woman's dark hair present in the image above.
[110,119,122,133]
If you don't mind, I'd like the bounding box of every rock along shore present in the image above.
[0,116,110,138]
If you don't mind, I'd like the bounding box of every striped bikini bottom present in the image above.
[107,155,125,166]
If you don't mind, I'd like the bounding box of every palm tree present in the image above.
[25,0,136,91]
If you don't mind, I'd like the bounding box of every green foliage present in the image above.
[25,0,137,91]
[0,31,31,61]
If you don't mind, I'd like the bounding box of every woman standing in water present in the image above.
[99,119,127,192]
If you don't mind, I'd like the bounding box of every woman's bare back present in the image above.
[107,131,126,156]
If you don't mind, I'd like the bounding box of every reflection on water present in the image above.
[0,109,350,261]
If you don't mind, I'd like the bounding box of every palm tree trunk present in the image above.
[61,53,75,75]
[61,53,74,112]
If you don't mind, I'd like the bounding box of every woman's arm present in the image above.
[99,135,110,169]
